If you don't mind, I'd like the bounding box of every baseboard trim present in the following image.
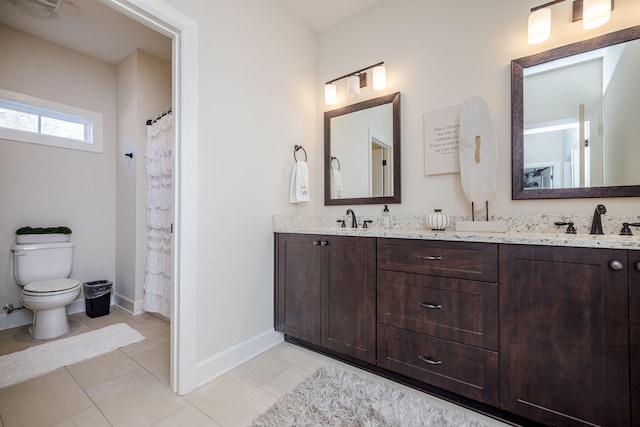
[0,308,32,331]
[113,293,144,315]
[0,298,88,331]
[195,329,283,388]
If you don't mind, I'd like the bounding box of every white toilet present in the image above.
[11,242,81,339]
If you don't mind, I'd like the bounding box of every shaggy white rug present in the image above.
[0,323,145,388]
[252,365,489,427]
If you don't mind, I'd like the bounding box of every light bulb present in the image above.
[372,65,386,90]
[583,0,611,30]
[325,83,337,105]
[528,8,551,44]
[347,75,360,95]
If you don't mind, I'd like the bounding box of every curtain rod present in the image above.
[146,107,172,125]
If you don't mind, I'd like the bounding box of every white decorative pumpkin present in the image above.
[426,209,450,231]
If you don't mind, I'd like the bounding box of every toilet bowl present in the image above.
[11,242,81,339]
[22,279,82,339]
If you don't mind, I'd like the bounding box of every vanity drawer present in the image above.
[377,270,498,350]
[377,324,499,406]
[377,239,497,281]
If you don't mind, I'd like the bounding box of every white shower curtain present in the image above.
[142,114,173,319]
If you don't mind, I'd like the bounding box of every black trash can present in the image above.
[84,280,112,318]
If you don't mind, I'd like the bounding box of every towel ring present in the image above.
[294,145,307,162]
[330,156,341,171]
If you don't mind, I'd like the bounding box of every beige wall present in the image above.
[313,0,640,220]
[116,50,171,313]
[0,25,116,327]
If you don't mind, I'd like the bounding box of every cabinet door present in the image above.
[322,236,376,363]
[275,233,322,345]
[631,250,640,427]
[500,245,629,427]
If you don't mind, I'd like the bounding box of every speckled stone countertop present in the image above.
[273,214,640,250]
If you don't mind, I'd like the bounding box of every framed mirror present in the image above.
[324,92,401,205]
[512,25,640,199]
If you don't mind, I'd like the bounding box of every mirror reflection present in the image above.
[324,92,401,205]
[524,39,640,189]
[512,25,640,199]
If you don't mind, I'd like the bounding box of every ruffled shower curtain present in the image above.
[142,114,173,319]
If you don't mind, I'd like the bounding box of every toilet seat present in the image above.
[23,279,81,296]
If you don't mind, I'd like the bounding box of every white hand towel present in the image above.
[289,161,310,203]
[331,168,343,199]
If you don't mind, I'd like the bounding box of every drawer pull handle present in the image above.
[419,255,442,261]
[418,355,442,365]
[419,302,442,310]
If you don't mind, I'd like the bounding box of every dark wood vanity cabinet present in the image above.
[500,244,631,427]
[376,239,500,406]
[275,233,639,426]
[275,233,376,363]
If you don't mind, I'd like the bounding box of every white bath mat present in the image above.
[0,323,145,388]
[252,365,489,427]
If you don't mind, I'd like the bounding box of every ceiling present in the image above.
[0,0,382,65]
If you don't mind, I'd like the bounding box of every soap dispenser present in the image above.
[381,205,390,229]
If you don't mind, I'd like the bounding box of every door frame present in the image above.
[103,0,199,395]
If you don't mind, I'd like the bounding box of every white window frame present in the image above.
[0,88,103,153]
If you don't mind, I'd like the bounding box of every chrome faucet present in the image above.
[589,204,607,235]
[346,209,357,228]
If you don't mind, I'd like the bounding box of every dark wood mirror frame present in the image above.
[512,25,640,200]
[324,92,401,205]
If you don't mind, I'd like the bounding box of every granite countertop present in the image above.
[273,215,640,250]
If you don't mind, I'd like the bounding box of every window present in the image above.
[0,88,103,153]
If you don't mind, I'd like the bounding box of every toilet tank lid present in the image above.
[11,242,74,251]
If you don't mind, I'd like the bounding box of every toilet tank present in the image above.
[11,242,74,286]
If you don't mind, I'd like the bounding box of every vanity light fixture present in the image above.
[325,83,337,105]
[324,62,386,104]
[527,0,613,45]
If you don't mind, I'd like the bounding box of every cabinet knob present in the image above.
[609,260,623,271]
[418,355,442,365]
[635,262,640,272]
[320,241,329,246]
[313,240,321,246]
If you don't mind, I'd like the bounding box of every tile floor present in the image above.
[0,307,509,426]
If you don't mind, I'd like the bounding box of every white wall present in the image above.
[116,50,171,313]
[604,39,640,186]
[160,0,316,370]
[312,0,640,220]
[0,25,116,327]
